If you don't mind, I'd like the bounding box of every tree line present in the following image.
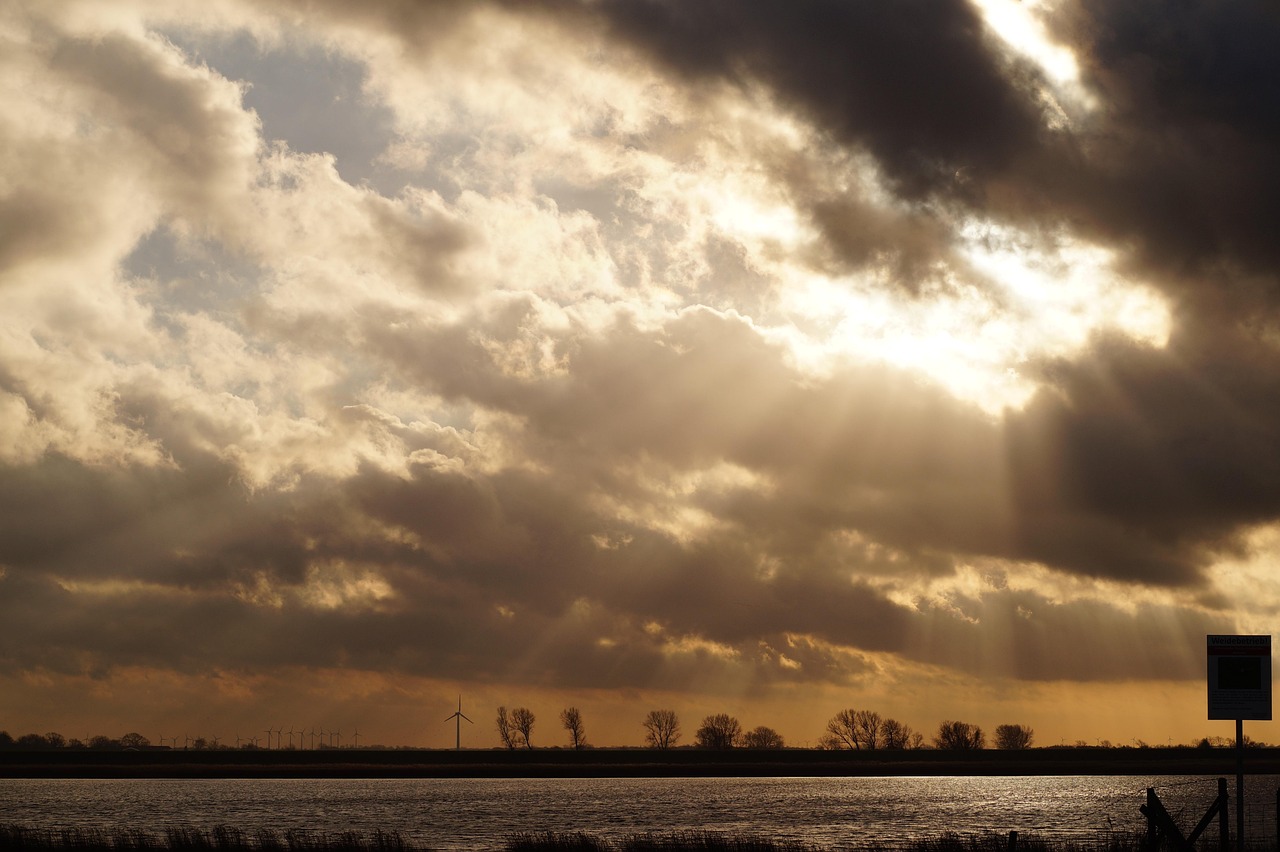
[0,731,154,750]
[17,712,1255,751]
[485,706,1037,751]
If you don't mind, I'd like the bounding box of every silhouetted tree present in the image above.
[44,732,66,749]
[1195,735,1262,748]
[642,710,680,749]
[16,733,49,749]
[694,714,741,749]
[88,735,118,750]
[880,718,919,749]
[0,731,13,749]
[821,709,891,750]
[821,710,858,749]
[855,711,882,748]
[742,726,785,749]
[511,707,536,749]
[934,720,984,750]
[120,732,151,749]
[994,724,1033,750]
[561,707,586,749]
[496,706,516,750]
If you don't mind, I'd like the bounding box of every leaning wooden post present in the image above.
[1147,788,1160,852]
[1219,777,1230,852]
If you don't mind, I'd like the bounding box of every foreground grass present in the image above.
[0,826,413,852]
[0,826,1170,852]
[503,832,1161,852]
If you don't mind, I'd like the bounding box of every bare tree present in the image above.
[820,709,859,749]
[741,726,785,749]
[561,707,586,750]
[642,710,681,749]
[994,723,1034,750]
[821,709,884,750]
[935,720,985,750]
[120,732,150,749]
[496,706,516,750]
[854,710,882,749]
[511,707,536,749]
[694,713,741,749]
[880,718,918,750]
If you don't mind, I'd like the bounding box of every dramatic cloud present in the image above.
[1,0,1278,747]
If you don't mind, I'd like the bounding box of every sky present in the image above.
[3,0,1280,751]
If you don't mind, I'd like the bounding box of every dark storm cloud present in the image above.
[965,1,1280,587]
[1004,329,1280,586]
[596,0,1047,199]
[1059,0,1280,278]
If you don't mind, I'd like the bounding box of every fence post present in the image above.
[1008,830,1018,852]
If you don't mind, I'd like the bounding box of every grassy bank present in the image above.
[0,826,1166,852]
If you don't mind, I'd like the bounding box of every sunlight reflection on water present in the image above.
[0,775,1273,851]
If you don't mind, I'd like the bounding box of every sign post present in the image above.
[1207,634,1272,852]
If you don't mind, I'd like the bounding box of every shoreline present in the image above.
[2,746,1275,779]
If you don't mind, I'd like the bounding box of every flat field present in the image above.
[0,746,1272,779]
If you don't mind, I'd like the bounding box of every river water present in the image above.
[0,775,1274,850]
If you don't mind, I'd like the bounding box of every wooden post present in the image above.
[1237,718,1245,852]
[1146,788,1160,852]
[1007,830,1018,852]
[1219,777,1230,852]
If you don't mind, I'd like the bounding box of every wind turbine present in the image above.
[445,696,472,751]
[352,726,360,749]
[287,727,295,750]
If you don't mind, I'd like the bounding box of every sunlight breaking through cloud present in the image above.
[2,0,1278,749]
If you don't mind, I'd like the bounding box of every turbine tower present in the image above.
[444,696,473,751]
